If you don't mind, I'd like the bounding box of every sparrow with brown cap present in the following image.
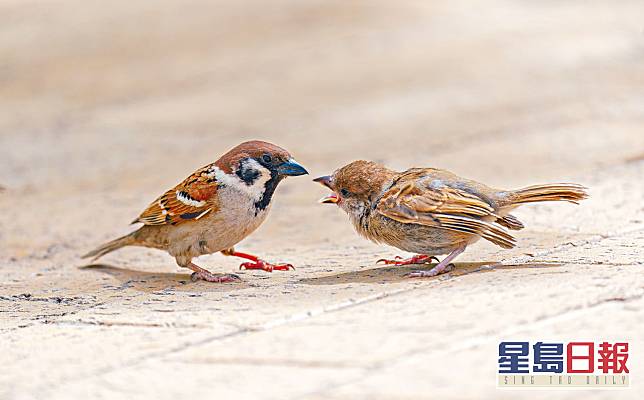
[84,140,308,282]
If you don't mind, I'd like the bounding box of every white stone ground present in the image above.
[1,1,643,399]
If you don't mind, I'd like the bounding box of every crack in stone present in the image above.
[45,319,210,329]
[173,357,364,370]
[0,293,96,305]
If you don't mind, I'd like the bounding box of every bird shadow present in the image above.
[80,264,249,293]
[299,261,563,285]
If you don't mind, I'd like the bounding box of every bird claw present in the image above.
[190,272,241,283]
[406,263,455,278]
[377,256,402,264]
[377,255,439,266]
[239,260,295,272]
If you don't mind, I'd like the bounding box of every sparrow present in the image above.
[83,140,308,282]
[315,160,588,278]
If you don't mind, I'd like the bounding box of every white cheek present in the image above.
[212,161,271,202]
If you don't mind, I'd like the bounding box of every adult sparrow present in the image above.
[315,161,587,278]
[83,140,308,282]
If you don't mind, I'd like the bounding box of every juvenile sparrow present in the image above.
[315,161,588,278]
[83,140,308,282]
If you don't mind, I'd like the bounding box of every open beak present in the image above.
[313,175,339,204]
[277,159,308,177]
[319,193,339,204]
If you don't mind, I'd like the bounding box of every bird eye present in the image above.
[340,188,350,197]
[262,154,272,164]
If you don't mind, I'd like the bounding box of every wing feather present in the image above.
[133,164,219,226]
[377,174,516,249]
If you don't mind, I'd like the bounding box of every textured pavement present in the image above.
[1,1,643,399]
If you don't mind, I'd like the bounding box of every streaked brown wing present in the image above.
[133,164,219,226]
[376,175,515,249]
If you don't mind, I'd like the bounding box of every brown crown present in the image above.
[333,160,396,199]
[215,140,292,173]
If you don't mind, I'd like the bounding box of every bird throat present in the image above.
[254,171,282,213]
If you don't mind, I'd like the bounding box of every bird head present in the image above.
[314,160,395,222]
[215,140,308,210]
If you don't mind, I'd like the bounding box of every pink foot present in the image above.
[191,271,241,283]
[239,260,295,272]
[407,263,455,278]
[377,254,439,266]
[406,245,466,278]
[187,262,241,283]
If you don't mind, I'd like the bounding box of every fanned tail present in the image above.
[509,183,588,205]
[81,233,136,261]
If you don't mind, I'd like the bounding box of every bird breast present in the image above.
[202,187,271,245]
[166,187,271,258]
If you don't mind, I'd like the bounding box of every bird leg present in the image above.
[221,249,295,272]
[407,245,467,278]
[377,254,439,266]
[186,262,240,283]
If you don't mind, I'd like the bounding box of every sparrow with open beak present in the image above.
[83,140,308,282]
[315,161,587,278]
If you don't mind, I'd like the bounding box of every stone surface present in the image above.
[1,1,642,399]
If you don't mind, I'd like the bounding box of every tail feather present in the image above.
[497,214,525,231]
[82,233,136,261]
[509,183,588,205]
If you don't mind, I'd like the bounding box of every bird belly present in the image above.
[166,195,270,260]
[391,225,472,255]
[364,215,474,256]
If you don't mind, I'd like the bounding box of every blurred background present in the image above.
[1,1,644,399]
[1,0,643,192]
[2,0,643,255]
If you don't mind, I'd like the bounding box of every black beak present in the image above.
[277,159,308,177]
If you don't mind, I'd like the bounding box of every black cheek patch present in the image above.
[237,166,261,186]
